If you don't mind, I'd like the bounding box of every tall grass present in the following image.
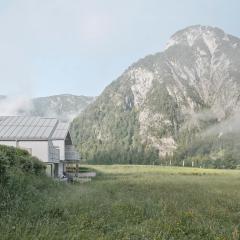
[1,163,240,239]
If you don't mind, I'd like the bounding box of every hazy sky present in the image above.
[0,0,239,97]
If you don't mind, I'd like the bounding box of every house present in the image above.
[0,116,80,177]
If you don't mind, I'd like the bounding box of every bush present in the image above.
[0,145,46,181]
[0,145,54,220]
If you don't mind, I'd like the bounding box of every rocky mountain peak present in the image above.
[165,25,239,54]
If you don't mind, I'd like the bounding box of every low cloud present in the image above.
[0,95,33,116]
[182,107,240,138]
[0,95,87,122]
[182,109,219,130]
[200,111,240,138]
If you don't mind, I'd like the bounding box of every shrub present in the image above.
[0,145,46,182]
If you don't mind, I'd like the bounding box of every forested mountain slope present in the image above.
[71,25,240,167]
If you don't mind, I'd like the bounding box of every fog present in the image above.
[202,112,240,137]
[0,95,33,116]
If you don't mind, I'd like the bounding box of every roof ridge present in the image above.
[49,120,60,139]
[50,121,70,140]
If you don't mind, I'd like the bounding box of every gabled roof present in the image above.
[51,122,69,140]
[0,116,70,141]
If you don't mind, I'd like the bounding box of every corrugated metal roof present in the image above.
[51,122,69,139]
[0,116,70,140]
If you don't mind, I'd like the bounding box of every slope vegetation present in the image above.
[72,25,240,166]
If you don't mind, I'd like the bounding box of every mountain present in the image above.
[0,94,95,121]
[71,25,240,167]
[30,94,95,121]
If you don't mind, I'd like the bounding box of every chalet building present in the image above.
[0,116,80,177]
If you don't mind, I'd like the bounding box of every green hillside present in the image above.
[71,80,160,165]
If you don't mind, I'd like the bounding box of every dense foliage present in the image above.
[171,133,240,169]
[71,96,240,168]
[71,78,161,165]
[0,145,46,183]
[0,145,51,224]
[71,83,240,168]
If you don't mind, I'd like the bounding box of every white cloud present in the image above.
[0,95,33,116]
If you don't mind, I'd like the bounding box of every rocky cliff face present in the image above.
[72,25,240,163]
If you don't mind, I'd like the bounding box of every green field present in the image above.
[2,164,240,240]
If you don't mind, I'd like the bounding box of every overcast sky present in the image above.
[0,0,239,97]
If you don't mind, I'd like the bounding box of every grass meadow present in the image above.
[1,165,240,240]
